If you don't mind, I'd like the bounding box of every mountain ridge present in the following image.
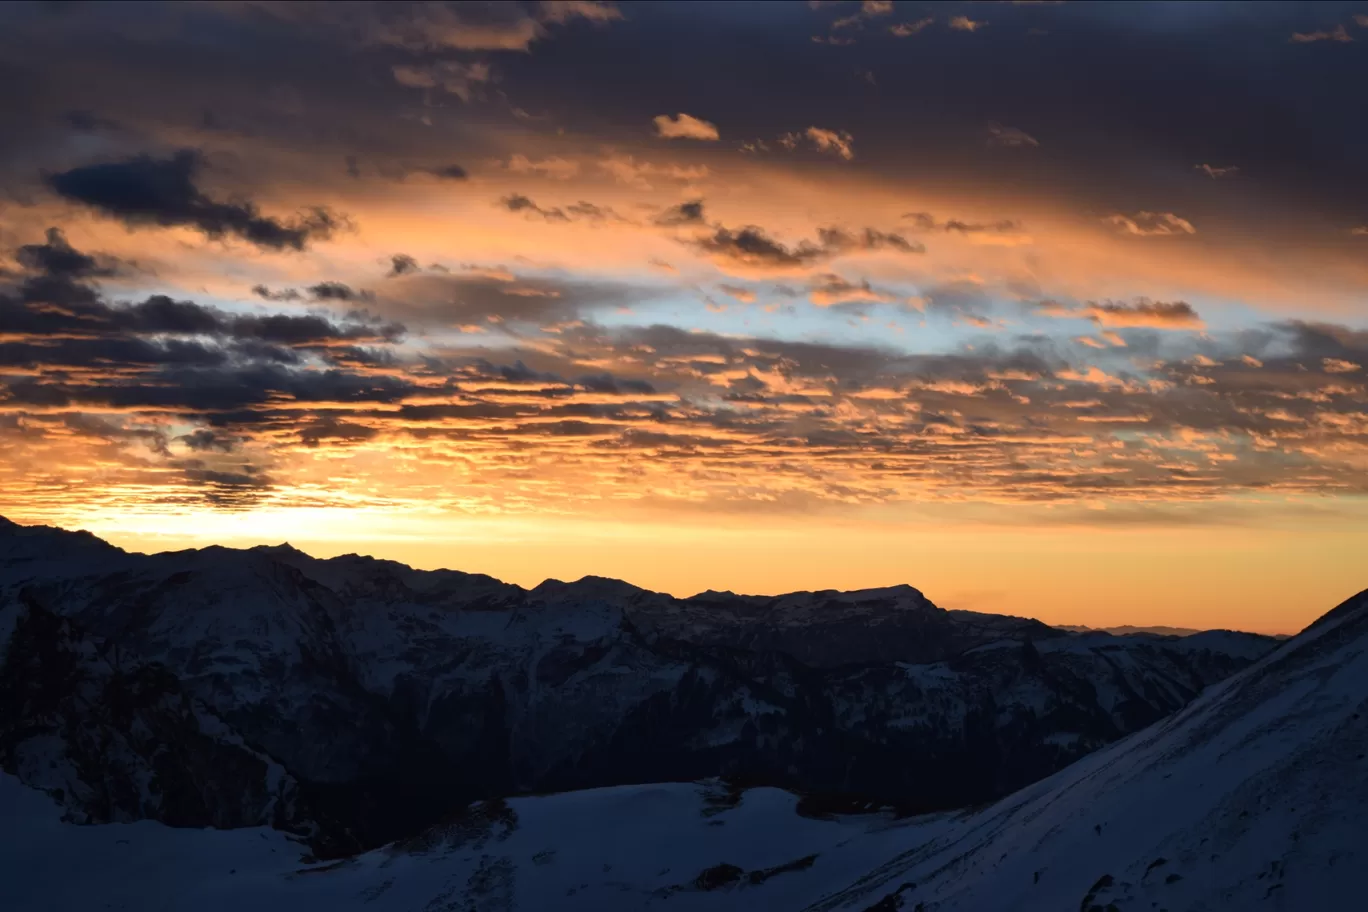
[4,517,1277,636]
[0,517,1278,857]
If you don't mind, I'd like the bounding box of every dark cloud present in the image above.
[1085,300,1203,329]
[1031,298,1204,330]
[1,231,413,430]
[298,415,379,448]
[816,226,922,254]
[9,277,403,345]
[1278,321,1368,361]
[45,150,344,251]
[172,460,274,508]
[903,212,1023,235]
[252,285,303,302]
[0,336,229,370]
[567,200,615,220]
[229,310,403,345]
[125,294,226,334]
[501,193,567,222]
[15,228,120,278]
[307,281,367,302]
[424,164,468,180]
[5,363,418,412]
[691,225,824,270]
[388,254,419,277]
[57,412,170,456]
[944,219,1020,234]
[177,428,236,452]
[499,193,617,222]
[690,223,923,271]
[654,199,706,226]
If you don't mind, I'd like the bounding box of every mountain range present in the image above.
[1,515,1275,862]
[2,516,1363,909]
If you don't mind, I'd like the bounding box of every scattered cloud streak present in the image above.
[987,124,1039,148]
[688,223,922,273]
[1037,298,1205,329]
[1195,163,1239,179]
[499,193,619,223]
[1105,211,1197,237]
[1290,25,1352,43]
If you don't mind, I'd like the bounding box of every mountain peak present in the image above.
[531,574,646,600]
[251,542,307,558]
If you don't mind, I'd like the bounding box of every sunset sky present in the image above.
[4,1,1368,633]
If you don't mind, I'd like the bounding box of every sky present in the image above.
[3,0,1368,634]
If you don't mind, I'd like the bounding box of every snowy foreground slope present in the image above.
[4,586,1364,910]
[811,585,1368,911]
[1,775,944,912]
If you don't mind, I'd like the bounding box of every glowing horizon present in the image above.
[4,1,1368,636]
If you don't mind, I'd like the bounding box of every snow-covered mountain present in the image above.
[3,585,1364,911]
[0,516,1275,858]
[808,583,1368,911]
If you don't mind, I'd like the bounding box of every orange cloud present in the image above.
[653,113,720,141]
[1105,211,1196,237]
[808,274,899,306]
[718,284,757,303]
[890,17,934,37]
[1084,299,1204,328]
[802,127,856,160]
[1323,358,1361,373]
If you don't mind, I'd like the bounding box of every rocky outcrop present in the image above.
[0,592,324,843]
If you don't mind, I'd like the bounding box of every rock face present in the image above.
[0,594,317,841]
[0,517,1276,855]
